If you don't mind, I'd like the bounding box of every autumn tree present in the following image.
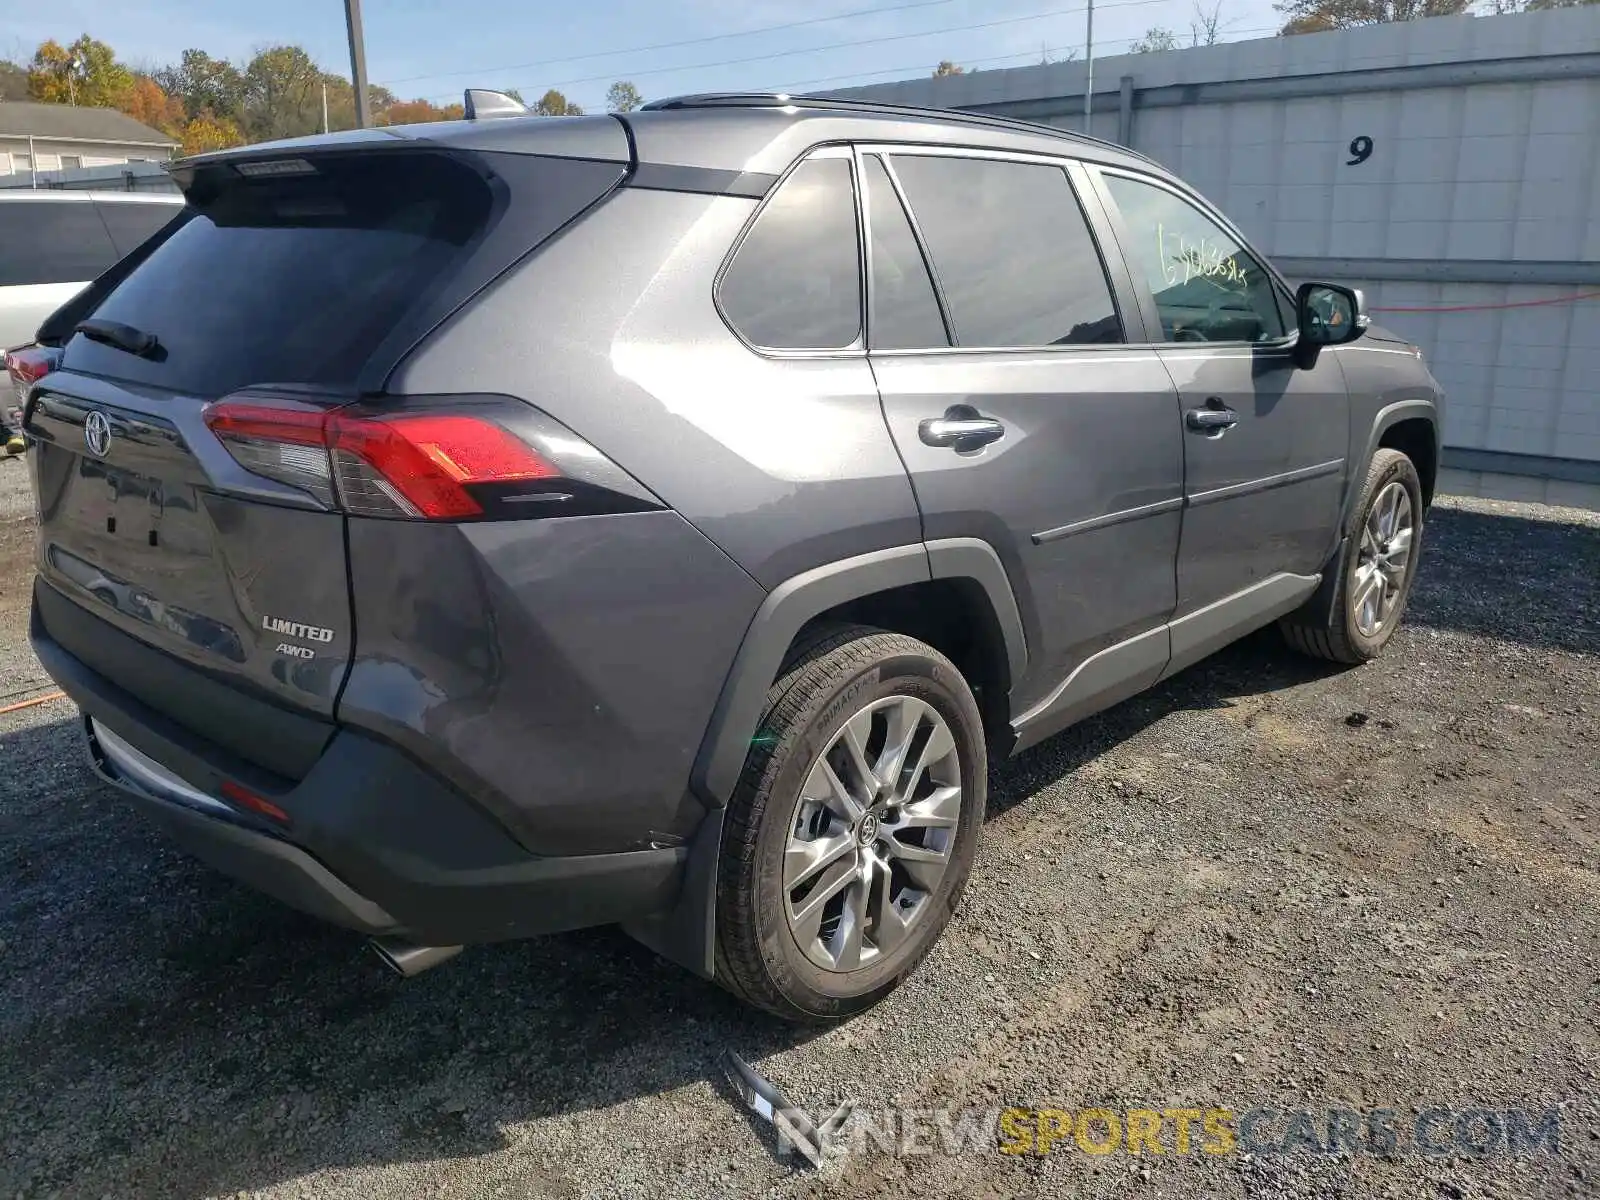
[0,60,27,101]
[241,45,323,141]
[123,75,186,135]
[28,36,134,108]
[1192,1,1228,42]
[533,88,583,116]
[1131,27,1181,51]
[606,80,643,112]
[1276,0,1470,35]
[178,113,244,156]
[932,60,965,77]
[155,48,245,124]
[1133,3,1229,50]
[382,98,449,126]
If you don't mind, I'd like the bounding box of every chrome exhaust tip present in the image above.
[370,938,463,978]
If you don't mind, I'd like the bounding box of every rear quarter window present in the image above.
[0,200,118,287]
[719,156,862,351]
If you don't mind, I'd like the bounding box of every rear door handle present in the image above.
[1185,403,1239,434]
[919,410,1006,451]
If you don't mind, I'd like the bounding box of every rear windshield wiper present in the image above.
[74,319,162,360]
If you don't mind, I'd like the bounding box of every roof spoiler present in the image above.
[464,89,528,120]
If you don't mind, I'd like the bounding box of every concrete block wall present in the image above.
[837,8,1600,478]
[1360,281,1600,466]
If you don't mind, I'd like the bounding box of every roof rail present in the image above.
[638,92,1159,167]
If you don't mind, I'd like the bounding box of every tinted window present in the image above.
[862,155,947,350]
[96,200,182,257]
[890,155,1122,348]
[720,157,861,350]
[65,152,493,397]
[0,200,118,286]
[1103,173,1287,344]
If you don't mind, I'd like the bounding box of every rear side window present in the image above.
[890,155,1123,348]
[720,157,861,351]
[862,155,947,350]
[95,200,182,257]
[0,200,118,286]
[64,152,493,397]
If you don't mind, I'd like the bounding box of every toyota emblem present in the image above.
[83,410,112,458]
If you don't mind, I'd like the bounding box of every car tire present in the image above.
[713,625,986,1022]
[1280,448,1425,665]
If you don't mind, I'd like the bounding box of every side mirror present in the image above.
[1294,282,1369,366]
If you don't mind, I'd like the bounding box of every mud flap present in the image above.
[621,803,724,978]
[1286,534,1350,632]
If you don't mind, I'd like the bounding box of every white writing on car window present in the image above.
[1154,223,1247,289]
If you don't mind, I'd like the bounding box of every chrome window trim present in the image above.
[712,141,867,360]
[858,140,1132,355]
[854,148,957,351]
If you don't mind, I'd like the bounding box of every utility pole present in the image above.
[322,82,330,133]
[344,0,372,128]
[1084,0,1095,131]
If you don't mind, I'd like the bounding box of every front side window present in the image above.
[720,157,862,351]
[889,154,1123,348]
[1102,173,1287,344]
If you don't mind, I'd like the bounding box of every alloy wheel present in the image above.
[782,695,962,972]
[1351,480,1414,638]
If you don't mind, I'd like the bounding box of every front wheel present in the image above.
[714,626,986,1022]
[1281,447,1425,664]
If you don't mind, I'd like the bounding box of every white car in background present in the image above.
[0,191,183,352]
[1,191,183,448]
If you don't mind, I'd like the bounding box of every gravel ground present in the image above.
[0,456,1596,1199]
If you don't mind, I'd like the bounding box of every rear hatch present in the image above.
[27,140,628,774]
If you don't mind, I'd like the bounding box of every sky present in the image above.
[0,0,1288,113]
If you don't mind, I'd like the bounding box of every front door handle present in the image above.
[919,408,1006,451]
[1185,402,1239,434]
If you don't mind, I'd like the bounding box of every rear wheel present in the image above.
[1281,448,1424,664]
[714,626,985,1022]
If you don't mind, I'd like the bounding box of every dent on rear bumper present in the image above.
[36,603,692,945]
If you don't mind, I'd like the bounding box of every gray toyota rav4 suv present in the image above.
[24,92,1442,1020]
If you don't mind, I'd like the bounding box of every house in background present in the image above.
[0,101,176,180]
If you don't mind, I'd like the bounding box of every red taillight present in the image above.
[328,413,559,519]
[220,780,290,824]
[203,402,327,446]
[203,400,561,520]
[6,346,58,409]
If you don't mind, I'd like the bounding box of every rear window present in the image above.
[0,200,118,286]
[63,153,494,397]
[95,200,183,257]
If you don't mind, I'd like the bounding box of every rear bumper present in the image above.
[34,585,688,945]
